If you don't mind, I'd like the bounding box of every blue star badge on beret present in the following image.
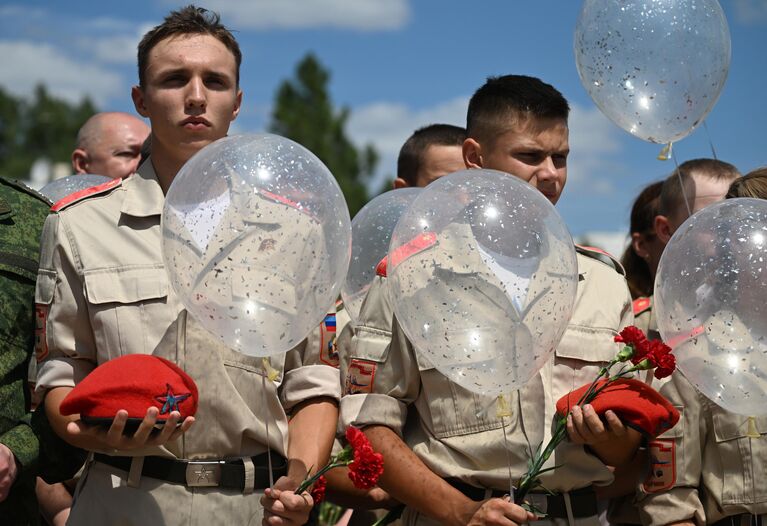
[155,383,192,414]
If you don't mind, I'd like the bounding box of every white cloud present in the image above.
[202,0,410,31]
[566,104,625,195]
[0,40,124,106]
[733,0,767,25]
[347,96,468,188]
[76,24,153,65]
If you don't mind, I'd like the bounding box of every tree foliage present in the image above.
[0,84,96,180]
[269,53,377,216]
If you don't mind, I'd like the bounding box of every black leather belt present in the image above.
[94,452,287,491]
[445,478,598,519]
[712,515,764,526]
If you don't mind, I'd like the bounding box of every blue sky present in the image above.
[2,0,765,246]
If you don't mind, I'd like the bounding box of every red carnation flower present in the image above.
[310,475,327,504]
[345,426,369,451]
[647,339,676,379]
[614,326,648,347]
[348,445,384,490]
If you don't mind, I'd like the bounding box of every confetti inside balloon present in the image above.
[39,174,112,203]
[388,169,578,397]
[655,198,767,415]
[162,134,351,357]
[575,0,730,144]
[342,188,421,326]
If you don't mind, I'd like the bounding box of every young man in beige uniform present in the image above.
[635,169,766,526]
[35,6,338,526]
[338,75,636,526]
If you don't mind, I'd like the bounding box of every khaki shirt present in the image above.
[339,227,632,493]
[637,311,767,526]
[35,160,341,460]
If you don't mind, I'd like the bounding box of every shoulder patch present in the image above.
[319,313,339,368]
[575,244,626,276]
[345,358,377,395]
[389,232,437,271]
[643,439,676,493]
[51,178,122,212]
[633,297,652,316]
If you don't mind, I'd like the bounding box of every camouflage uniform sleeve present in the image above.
[35,212,97,390]
[636,374,705,526]
[338,276,421,437]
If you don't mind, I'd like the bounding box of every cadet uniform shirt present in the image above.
[637,311,767,526]
[338,227,632,523]
[0,177,49,526]
[35,160,341,525]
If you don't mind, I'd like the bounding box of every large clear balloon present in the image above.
[655,199,767,415]
[39,174,112,202]
[388,169,578,397]
[162,134,351,357]
[575,0,730,144]
[342,188,421,325]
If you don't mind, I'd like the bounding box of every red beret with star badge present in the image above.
[61,354,198,428]
[556,378,679,439]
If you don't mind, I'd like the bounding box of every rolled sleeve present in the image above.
[0,419,39,471]
[339,393,408,435]
[35,356,94,392]
[280,364,341,411]
[638,488,704,526]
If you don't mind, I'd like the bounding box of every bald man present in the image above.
[71,112,150,179]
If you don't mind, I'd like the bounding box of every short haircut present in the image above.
[137,5,242,88]
[658,158,741,217]
[726,167,767,200]
[466,75,570,145]
[620,180,663,299]
[396,124,467,186]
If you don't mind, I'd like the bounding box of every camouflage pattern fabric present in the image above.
[0,177,49,525]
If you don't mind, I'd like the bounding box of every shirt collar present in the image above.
[120,158,165,217]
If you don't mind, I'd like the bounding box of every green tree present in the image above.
[269,53,377,216]
[0,84,96,180]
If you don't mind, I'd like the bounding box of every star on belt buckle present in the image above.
[185,461,223,487]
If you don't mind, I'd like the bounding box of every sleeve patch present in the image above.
[643,439,676,493]
[319,313,339,368]
[35,303,49,362]
[345,358,377,395]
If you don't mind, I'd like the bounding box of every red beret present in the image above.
[555,378,679,438]
[61,355,198,428]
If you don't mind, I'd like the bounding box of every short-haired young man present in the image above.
[339,75,635,526]
[36,6,338,525]
[395,124,467,189]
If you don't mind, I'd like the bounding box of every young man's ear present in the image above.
[654,215,674,245]
[132,85,149,118]
[71,149,89,174]
[231,89,243,121]
[393,177,409,189]
[462,138,483,169]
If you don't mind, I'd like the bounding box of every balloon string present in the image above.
[501,415,515,503]
[702,121,718,160]
[671,147,693,218]
[262,372,275,488]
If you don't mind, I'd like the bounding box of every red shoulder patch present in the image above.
[345,358,377,395]
[375,256,388,277]
[665,325,705,350]
[51,178,121,212]
[643,439,676,493]
[389,232,437,270]
[35,304,49,362]
[633,297,652,316]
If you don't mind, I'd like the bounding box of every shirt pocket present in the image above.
[83,266,172,360]
[552,324,621,401]
[413,350,507,440]
[711,409,767,505]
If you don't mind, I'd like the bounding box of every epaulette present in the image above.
[632,297,652,316]
[258,188,317,221]
[51,178,122,212]
[379,232,438,277]
[575,244,626,276]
